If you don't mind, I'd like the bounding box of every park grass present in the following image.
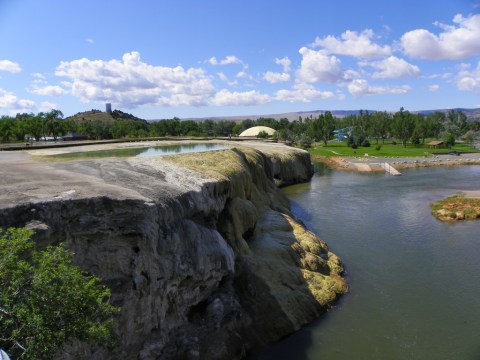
[431,194,480,221]
[309,141,480,158]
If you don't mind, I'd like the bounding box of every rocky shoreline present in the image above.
[314,153,480,172]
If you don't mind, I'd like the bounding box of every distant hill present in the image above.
[178,107,480,122]
[66,109,147,123]
[414,108,480,121]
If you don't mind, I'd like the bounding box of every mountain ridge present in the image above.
[174,107,480,122]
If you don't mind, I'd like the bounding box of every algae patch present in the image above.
[431,193,480,221]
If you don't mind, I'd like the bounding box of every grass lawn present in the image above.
[309,141,480,158]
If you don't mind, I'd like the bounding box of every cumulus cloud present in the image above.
[0,88,35,114]
[217,72,238,87]
[401,14,480,60]
[312,29,391,59]
[361,56,421,79]
[55,51,215,107]
[263,56,292,83]
[208,56,242,66]
[347,79,411,97]
[0,60,22,73]
[296,47,344,84]
[428,84,440,92]
[264,71,290,83]
[275,57,291,72]
[275,84,334,103]
[210,89,270,106]
[457,62,480,92]
[236,71,253,80]
[28,85,68,96]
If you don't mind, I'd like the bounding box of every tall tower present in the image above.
[106,103,112,113]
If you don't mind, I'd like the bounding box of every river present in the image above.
[250,163,480,360]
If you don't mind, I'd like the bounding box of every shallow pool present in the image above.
[45,143,228,160]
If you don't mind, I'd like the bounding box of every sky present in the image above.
[1,0,480,120]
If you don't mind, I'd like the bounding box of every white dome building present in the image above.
[239,126,277,137]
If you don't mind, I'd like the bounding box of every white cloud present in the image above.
[236,71,253,80]
[361,56,421,79]
[275,57,291,72]
[0,60,22,73]
[457,62,480,92]
[347,79,411,97]
[86,38,94,44]
[275,84,334,103]
[401,14,480,60]
[428,84,440,92]
[264,71,290,83]
[55,51,215,107]
[296,47,344,84]
[39,101,58,112]
[32,73,47,80]
[312,29,391,59]
[208,56,242,66]
[217,72,238,87]
[210,89,270,106]
[28,84,68,96]
[0,88,36,114]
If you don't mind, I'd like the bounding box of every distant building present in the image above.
[333,127,352,141]
[106,103,112,113]
[239,126,276,137]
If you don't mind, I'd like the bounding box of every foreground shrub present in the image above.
[0,228,118,359]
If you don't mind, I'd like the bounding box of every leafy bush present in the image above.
[361,139,370,147]
[0,228,118,359]
[375,144,382,151]
[257,130,269,139]
[296,134,313,149]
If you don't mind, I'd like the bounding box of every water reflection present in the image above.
[47,143,228,160]
[252,164,480,360]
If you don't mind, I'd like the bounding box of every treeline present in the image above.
[1,108,479,146]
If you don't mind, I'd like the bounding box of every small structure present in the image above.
[333,127,353,141]
[106,103,112,113]
[239,126,276,137]
[427,140,444,148]
[62,133,88,141]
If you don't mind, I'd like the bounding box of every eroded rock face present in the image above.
[0,144,346,360]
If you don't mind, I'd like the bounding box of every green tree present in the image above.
[0,228,117,359]
[447,109,467,137]
[393,107,416,147]
[310,111,336,146]
[443,132,456,149]
[427,112,445,139]
[44,109,64,140]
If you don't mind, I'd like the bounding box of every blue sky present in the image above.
[1,0,480,119]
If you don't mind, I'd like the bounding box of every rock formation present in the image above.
[0,143,347,359]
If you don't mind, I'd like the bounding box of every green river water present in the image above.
[251,163,480,360]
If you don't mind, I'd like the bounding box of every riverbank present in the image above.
[313,152,480,172]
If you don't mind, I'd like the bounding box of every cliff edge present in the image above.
[0,143,346,359]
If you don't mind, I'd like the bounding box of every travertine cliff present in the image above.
[0,143,346,359]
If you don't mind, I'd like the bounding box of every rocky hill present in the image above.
[67,109,147,123]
